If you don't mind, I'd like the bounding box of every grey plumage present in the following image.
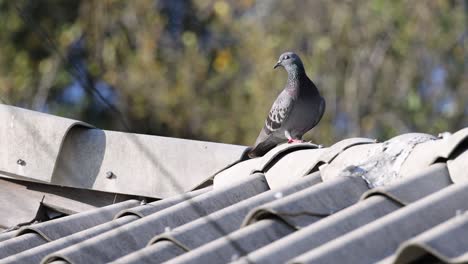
[248,52,325,158]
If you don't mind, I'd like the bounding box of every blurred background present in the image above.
[0,0,466,146]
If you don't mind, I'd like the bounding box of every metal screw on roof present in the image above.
[164,226,171,233]
[456,209,464,217]
[274,192,283,199]
[318,144,324,149]
[438,132,451,139]
[140,199,147,205]
[106,171,114,179]
[373,139,379,143]
[17,159,26,166]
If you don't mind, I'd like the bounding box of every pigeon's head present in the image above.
[274,52,304,72]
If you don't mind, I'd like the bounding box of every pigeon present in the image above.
[248,51,325,158]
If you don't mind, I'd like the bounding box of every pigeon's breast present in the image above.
[286,93,322,137]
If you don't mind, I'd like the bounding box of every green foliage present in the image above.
[0,0,466,146]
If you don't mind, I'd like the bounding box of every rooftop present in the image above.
[0,104,467,264]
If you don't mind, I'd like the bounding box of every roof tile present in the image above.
[0,233,47,259]
[243,176,369,228]
[166,219,295,264]
[1,105,467,264]
[389,212,468,264]
[264,149,325,189]
[289,181,468,264]
[446,143,468,183]
[41,173,268,263]
[0,105,91,183]
[214,142,318,189]
[234,163,451,264]
[149,172,320,250]
[17,200,140,242]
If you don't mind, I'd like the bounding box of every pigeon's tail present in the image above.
[248,140,278,158]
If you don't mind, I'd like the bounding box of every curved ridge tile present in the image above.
[400,127,468,178]
[398,140,440,178]
[214,142,318,189]
[213,159,262,189]
[435,128,468,161]
[319,143,382,181]
[357,133,435,187]
[447,147,468,183]
[318,137,376,162]
[322,133,435,187]
[304,137,376,175]
[360,164,452,205]
[265,149,325,190]
[0,104,92,183]
[257,142,320,172]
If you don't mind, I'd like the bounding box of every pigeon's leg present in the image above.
[285,131,293,143]
[285,131,305,143]
[288,139,305,143]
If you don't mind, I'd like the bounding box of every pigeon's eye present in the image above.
[283,55,290,60]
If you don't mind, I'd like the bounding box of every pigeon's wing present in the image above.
[248,91,295,158]
[312,96,326,127]
[263,90,294,137]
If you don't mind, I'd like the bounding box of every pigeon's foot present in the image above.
[287,139,304,144]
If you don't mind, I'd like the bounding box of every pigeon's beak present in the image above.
[273,61,281,69]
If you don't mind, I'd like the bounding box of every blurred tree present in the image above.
[0,0,466,146]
